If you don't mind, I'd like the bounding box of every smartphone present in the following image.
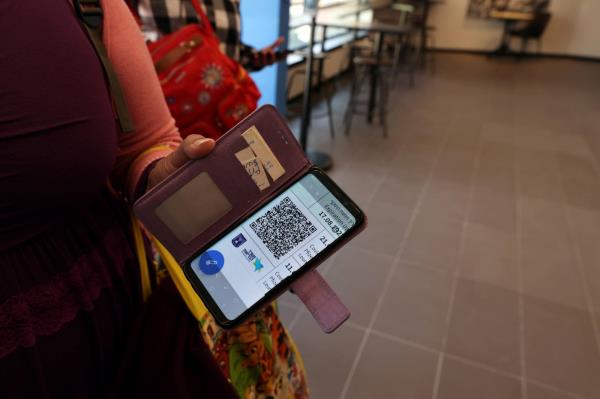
[275,49,292,61]
[183,167,365,328]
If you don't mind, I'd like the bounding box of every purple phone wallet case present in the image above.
[134,105,365,333]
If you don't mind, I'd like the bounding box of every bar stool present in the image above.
[416,24,436,74]
[393,1,437,74]
[344,54,393,137]
[388,3,418,87]
[286,51,336,138]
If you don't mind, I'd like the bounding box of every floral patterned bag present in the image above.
[199,305,309,398]
[134,227,309,399]
[147,0,260,140]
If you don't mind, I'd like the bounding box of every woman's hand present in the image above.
[147,134,215,190]
[251,37,285,69]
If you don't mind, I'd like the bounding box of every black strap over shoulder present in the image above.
[74,0,103,27]
[74,0,135,133]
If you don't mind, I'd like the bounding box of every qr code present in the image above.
[250,196,317,259]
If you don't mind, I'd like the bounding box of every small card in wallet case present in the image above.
[134,105,366,332]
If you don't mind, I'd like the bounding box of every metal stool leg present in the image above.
[378,69,389,138]
[406,33,417,87]
[344,65,367,135]
[428,33,436,75]
[344,69,360,135]
[326,84,335,138]
[391,40,402,85]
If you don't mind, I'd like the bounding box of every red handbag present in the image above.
[147,0,261,140]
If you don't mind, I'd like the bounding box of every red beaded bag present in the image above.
[147,0,260,139]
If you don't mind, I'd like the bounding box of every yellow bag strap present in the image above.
[151,238,208,320]
[130,210,208,320]
[130,211,153,302]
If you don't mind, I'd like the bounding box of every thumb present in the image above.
[269,36,285,51]
[167,134,215,170]
[147,135,215,189]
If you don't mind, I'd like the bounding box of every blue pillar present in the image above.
[240,0,289,113]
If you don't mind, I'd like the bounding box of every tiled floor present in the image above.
[280,54,600,399]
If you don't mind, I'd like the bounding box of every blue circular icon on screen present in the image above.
[198,250,224,275]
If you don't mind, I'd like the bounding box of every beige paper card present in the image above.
[235,147,270,191]
[241,126,285,181]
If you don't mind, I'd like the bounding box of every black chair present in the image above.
[508,12,551,57]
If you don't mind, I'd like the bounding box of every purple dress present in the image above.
[0,1,237,397]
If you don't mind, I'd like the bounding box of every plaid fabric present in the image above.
[135,0,255,68]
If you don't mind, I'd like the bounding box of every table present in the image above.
[489,10,536,21]
[297,6,411,168]
[488,9,534,55]
[392,3,415,24]
[315,17,411,122]
[299,14,334,169]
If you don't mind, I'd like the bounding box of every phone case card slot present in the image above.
[154,172,233,245]
[173,164,312,263]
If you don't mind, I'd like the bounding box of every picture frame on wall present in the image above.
[466,0,537,18]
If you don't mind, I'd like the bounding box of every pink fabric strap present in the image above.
[290,270,350,334]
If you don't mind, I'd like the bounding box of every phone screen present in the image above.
[187,171,359,321]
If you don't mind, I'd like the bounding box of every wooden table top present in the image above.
[488,10,535,21]
[391,3,415,13]
[316,16,412,35]
[291,2,417,34]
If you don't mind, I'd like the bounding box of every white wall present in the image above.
[285,0,600,100]
[429,0,600,58]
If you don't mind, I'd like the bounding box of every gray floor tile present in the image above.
[468,187,517,233]
[277,289,303,308]
[397,131,446,161]
[277,301,301,327]
[557,154,600,211]
[374,262,453,350]
[481,121,516,145]
[330,167,384,207]
[286,54,600,399]
[388,152,435,181]
[597,312,600,347]
[345,334,438,399]
[446,278,521,374]
[527,383,579,399]
[437,357,522,399]
[476,141,517,194]
[519,199,587,309]
[459,222,518,291]
[401,213,463,271]
[567,207,600,311]
[324,246,395,327]
[516,127,592,159]
[517,147,563,203]
[291,313,364,399]
[352,201,413,257]
[432,145,478,187]
[372,173,426,210]
[523,296,600,398]
[519,198,571,245]
[419,179,471,221]
[520,244,587,310]
[430,155,475,187]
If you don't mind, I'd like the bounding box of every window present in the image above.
[288,0,368,53]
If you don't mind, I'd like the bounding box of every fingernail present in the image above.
[193,138,211,147]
